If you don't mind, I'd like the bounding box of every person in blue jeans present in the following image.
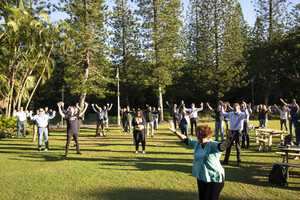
[174,105,192,138]
[168,122,235,200]
[206,102,224,141]
[280,98,299,136]
[29,108,56,151]
[257,104,271,128]
[13,107,29,138]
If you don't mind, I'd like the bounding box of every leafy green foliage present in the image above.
[0,115,17,138]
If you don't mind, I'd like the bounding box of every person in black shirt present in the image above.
[57,102,88,157]
[206,102,224,141]
[166,101,183,129]
[132,109,146,153]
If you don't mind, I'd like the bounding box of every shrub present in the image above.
[0,115,18,138]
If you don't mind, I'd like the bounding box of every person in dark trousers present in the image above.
[92,104,106,137]
[57,102,88,157]
[220,101,248,167]
[168,122,235,200]
[132,109,146,153]
[184,102,203,136]
[241,102,252,149]
[120,107,127,132]
[166,101,183,129]
[274,104,288,131]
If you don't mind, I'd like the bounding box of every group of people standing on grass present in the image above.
[10,97,300,200]
[12,107,56,151]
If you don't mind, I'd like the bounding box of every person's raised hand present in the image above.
[92,103,94,106]
[200,102,203,107]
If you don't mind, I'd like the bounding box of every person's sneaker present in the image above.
[44,148,48,151]
[65,153,68,157]
[143,151,145,154]
[38,148,42,152]
[237,162,241,167]
[135,151,138,154]
[77,152,82,155]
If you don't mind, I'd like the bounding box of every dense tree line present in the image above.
[0,0,299,117]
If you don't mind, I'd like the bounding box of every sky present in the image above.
[49,0,299,27]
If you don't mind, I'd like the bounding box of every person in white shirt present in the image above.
[185,102,203,136]
[13,107,29,138]
[29,108,56,151]
[220,101,248,167]
[274,104,288,131]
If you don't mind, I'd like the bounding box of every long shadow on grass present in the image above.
[83,188,241,200]
[224,161,300,191]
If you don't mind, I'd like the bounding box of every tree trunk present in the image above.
[25,68,46,110]
[158,84,163,122]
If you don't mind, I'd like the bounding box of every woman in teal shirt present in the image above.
[169,122,234,200]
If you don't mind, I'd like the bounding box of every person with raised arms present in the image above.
[274,104,288,131]
[184,102,204,136]
[220,101,248,167]
[103,103,113,131]
[166,101,183,129]
[280,98,299,136]
[29,108,56,151]
[92,103,106,137]
[57,102,88,157]
[168,121,235,200]
[206,102,224,141]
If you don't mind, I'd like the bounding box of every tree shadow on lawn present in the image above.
[84,188,199,200]
[83,187,243,200]
[224,161,300,191]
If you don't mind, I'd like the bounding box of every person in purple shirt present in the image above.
[220,101,248,167]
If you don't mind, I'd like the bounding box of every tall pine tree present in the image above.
[61,0,110,108]
[136,0,183,121]
[185,0,248,102]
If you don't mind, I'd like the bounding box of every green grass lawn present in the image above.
[0,120,299,200]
